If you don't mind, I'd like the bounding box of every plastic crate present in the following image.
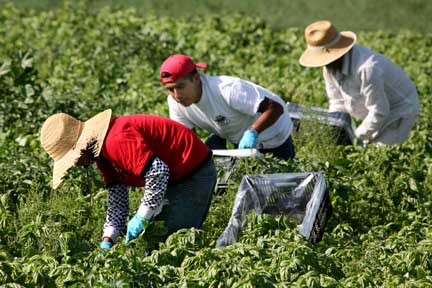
[287,102,357,145]
[213,156,238,195]
[213,149,262,195]
[216,172,332,247]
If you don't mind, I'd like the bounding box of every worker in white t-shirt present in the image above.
[159,54,295,160]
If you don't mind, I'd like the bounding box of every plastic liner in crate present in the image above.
[216,172,332,248]
[287,102,357,145]
[213,149,262,195]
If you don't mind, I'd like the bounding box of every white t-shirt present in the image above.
[168,74,293,149]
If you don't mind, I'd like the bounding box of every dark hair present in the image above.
[183,69,198,81]
[85,139,98,160]
[160,69,198,81]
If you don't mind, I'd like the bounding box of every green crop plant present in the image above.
[0,1,431,287]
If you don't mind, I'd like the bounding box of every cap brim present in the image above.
[195,62,208,69]
[51,109,112,189]
[299,31,356,67]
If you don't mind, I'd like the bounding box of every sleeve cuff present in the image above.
[137,203,158,220]
[355,122,379,141]
[328,104,346,113]
[102,226,120,242]
[355,124,368,139]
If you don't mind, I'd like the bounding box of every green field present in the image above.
[1,0,432,32]
[1,1,432,287]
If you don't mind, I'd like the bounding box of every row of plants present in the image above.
[0,1,431,286]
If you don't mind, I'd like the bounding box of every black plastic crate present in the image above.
[216,172,332,247]
[213,156,238,195]
[213,149,262,195]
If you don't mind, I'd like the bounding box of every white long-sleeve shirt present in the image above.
[324,45,420,143]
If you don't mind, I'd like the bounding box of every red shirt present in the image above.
[96,114,211,187]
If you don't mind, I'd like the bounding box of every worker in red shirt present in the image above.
[40,109,216,249]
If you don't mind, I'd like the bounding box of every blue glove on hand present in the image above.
[125,214,150,243]
[100,241,113,249]
[238,129,258,149]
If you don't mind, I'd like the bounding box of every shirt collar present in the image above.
[341,49,352,76]
[326,48,353,82]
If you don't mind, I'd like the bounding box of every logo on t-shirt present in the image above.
[214,115,229,126]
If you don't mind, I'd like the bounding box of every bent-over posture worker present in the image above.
[299,20,420,145]
[40,109,216,249]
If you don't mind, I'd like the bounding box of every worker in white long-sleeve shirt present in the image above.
[40,109,216,249]
[299,20,420,145]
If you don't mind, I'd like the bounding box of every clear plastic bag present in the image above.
[216,172,332,248]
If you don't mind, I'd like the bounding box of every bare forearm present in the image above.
[251,98,283,133]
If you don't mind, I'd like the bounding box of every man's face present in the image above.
[164,74,201,107]
[325,54,344,72]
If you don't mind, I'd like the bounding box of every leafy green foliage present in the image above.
[0,1,431,286]
[3,0,432,33]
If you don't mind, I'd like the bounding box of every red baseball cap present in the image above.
[159,54,207,83]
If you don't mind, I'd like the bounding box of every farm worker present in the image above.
[40,109,216,249]
[299,20,420,145]
[159,54,295,160]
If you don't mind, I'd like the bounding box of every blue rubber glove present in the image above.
[125,214,150,243]
[100,241,113,249]
[238,129,258,149]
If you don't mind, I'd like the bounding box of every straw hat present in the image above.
[299,20,356,67]
[40,109,112,189]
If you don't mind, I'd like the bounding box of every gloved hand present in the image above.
[125,213,150,243]
[100,241,113,249]
[238,129,258,149]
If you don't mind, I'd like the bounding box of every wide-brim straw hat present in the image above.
[40,109,112,189]
[299,20,356,67]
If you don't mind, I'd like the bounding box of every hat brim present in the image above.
[52,109,112,189]
[299,31,356,68]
